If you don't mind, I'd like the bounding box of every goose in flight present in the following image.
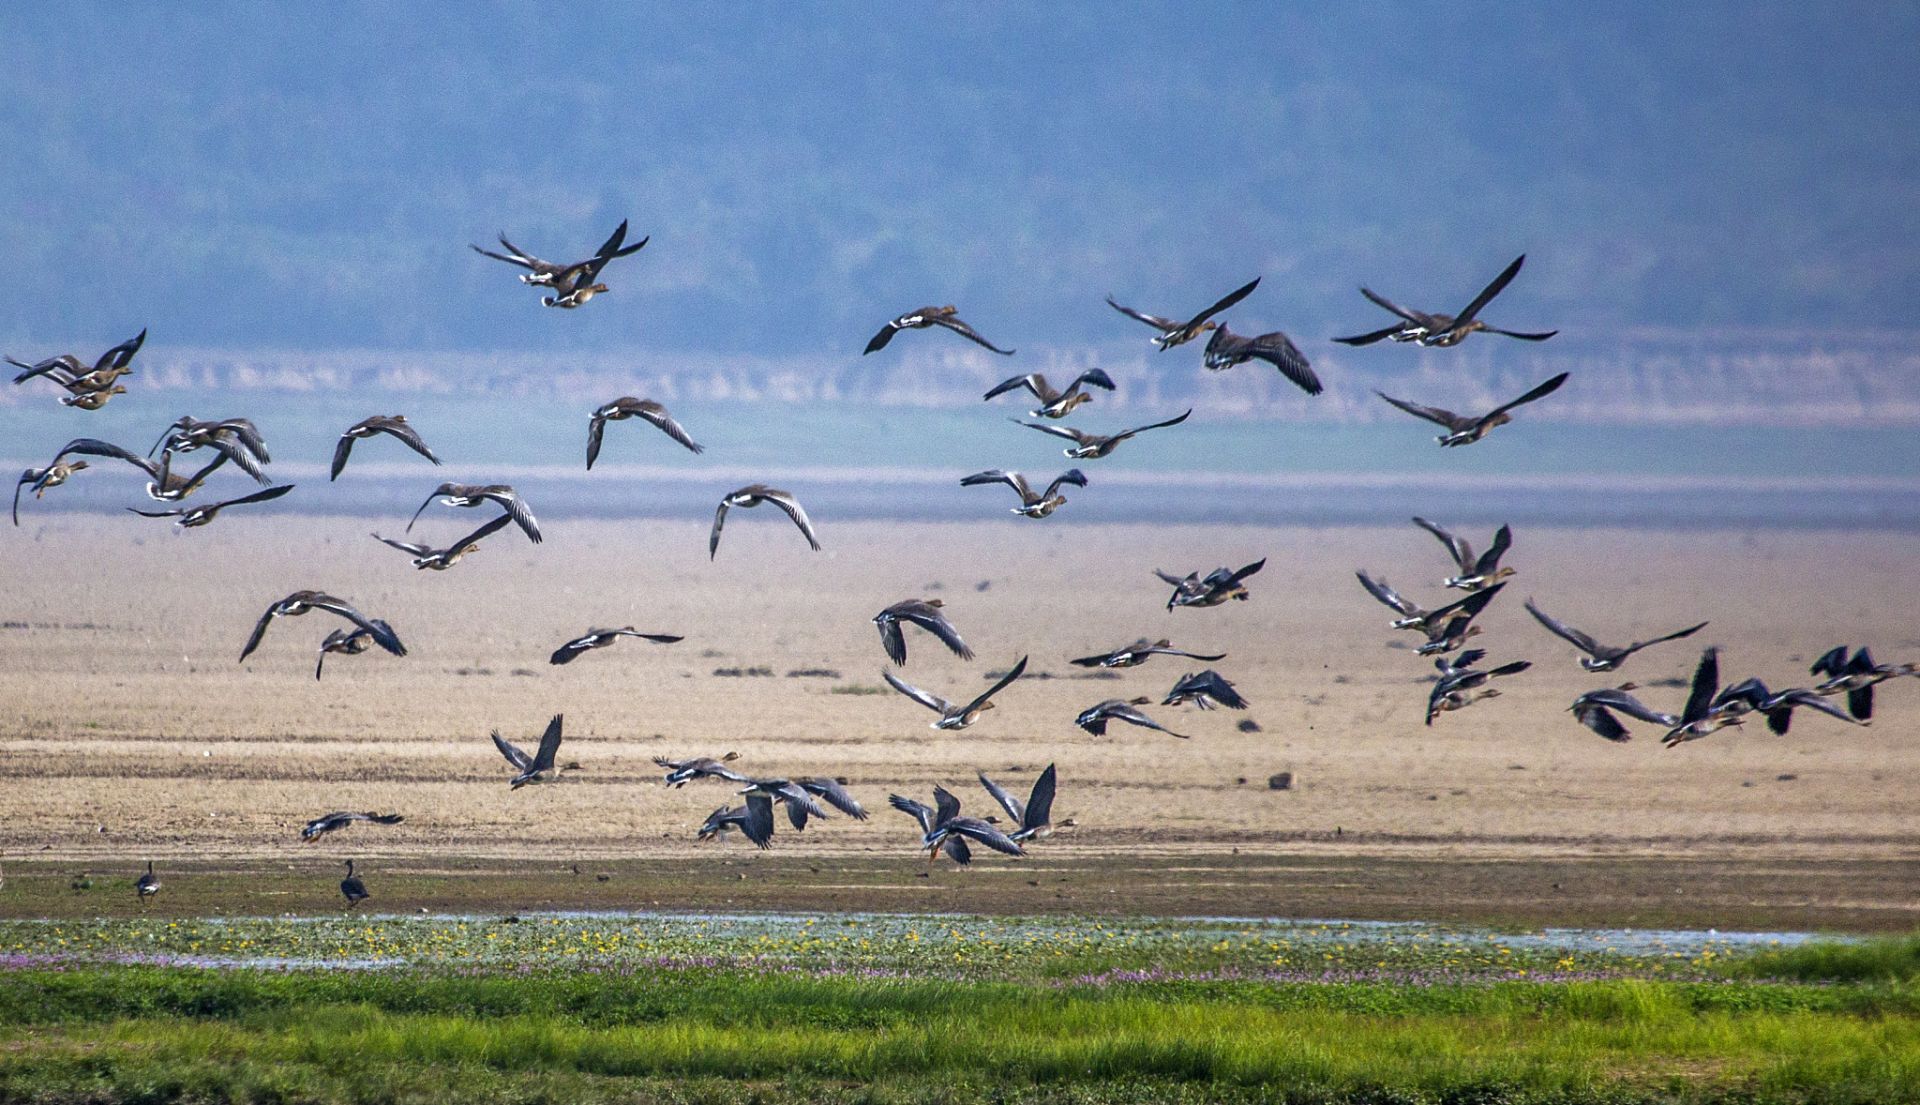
[864,306,1014,356]
[1569,684,1678,742]
[977,764,1065,842]
[339,860,370,907]
[330,416,441,480]
[130,483,294,528]
[981,369,1116,419]
[655,753,746,787]
[1202,325,1323,395]
[872,599,974,665]
[492,713,566,788]
[737,776,868,831]
[883,655,1028,730]
[1414,582,1506,656]
[1811,646,1919,721]
[586,398,704,468]
[471,219,647,309]
[152,417,272,470]
[698,795,776,848]
[960,468,1087,518]
[1660,647,1746,747]
[1106,278,1260,350]
[1378,373,1569,448]
[889,786,1025,868]
[1711,678,1864,736]
[1523,599,1707,672]
[60,385,127,410]
[9,329,146,387]
[314,624,387,681]
[373,513,515,570]
[1070,639,1226,669]
[1426,654,1531,725]
[1355,570,1490,634]
[1413,518,1516,591]
[1016,409,1191,460]
[135,861,160,905]
[1161,670,1247,710]
[1336,255,1557,348]
[710,484,820,558]
[300,811,404,842]
[407,483,542,544]
[133,448,231,503]
[1075,697,1190,738]
[13,438,151,525]
[240,591,406,663]
[549,627,684,665]
[1156,558,1266,610]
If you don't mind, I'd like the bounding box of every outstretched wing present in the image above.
[888,794,935,834]
[1014,420,1085,444]
[374,533,434,557]
[1179,277,1261,331]
[586,414,608,470]
[1023,764,1056,832]
[637,402,704,454]
[1486,373,1570,420]
[306,595,406,656]
[207,483,295,514]
[1473,525,1513,575]
[238,603,280,662]
[1683,647,1721,724]
[1412,517,1474,572]
[1378,392,1466,430]
[330,434,357,481]
[761,488,822,550]
[1333,323,1406,346]
[1524,599,1600,657]
[950,818,1025,857]
[1357,571,1421,617]
[883,670,953,715]
[863,321,900,355]
[1068,369,1116,394]
[529,714,565,772]
[983,373,1047,402]
[959,655,1028,717]
[1626,620,1708,655]
[803,777,868,820]
[479,488,542,544]
[930,314,1014,355]
[1105,297,1181,332]
[899,604,974,661]
[708,497,732,559]
[1042,469,1088,499]
[448,511,515,552]
[377,418,441,465]
[741,794,775,848]
[961,470,1034,502]
[1110,409,1192,444]
[491,731,533,771]
[1451,254,1525,325]
[976,771,1024,823]
[1359,286,1431,326]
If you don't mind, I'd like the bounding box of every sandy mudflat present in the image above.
[2,515,1917,926]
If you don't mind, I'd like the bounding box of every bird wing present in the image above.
[1109,702,1189,738]
[958,655,1027,717]
[1683,647,1721,723]
[933,785,962,826]
[1229,558,1267,583]
[1179,277,1261,331]
[1524,599,1601,657]
[480,488,542,544]
[1211,328,1322,395]
[961,470,1033,502]
[943,834,973,865]
[802,777,868,820]
[201,434,271,484]
[329,434,356,480]
[742,794,775,848]
[875,615,908,665]
[104,329,148,367]
[406,483,456,532]
[1042,469,1089,499]
[1069,369,1116,394]
[374,533,434,557]
[1332,323,1407,347]
[883,670,953,714]
[1357,571,1421,617]
[1023,764,1057,831]
[930,314,1015,355]
[471,242,540,271]
[1359,286,1431,326]
[900,604,974,661]
[637,402,704,454]
[1584,688,1679,727]
[377,417,441,465]
[1451,255,1526,325]
[1105,297,1182,332]
[1809,646,1850,679]
[983,373,1047,402]
[888,794,935,834]
[529,714,565,772]
[708,497,732,558]
[950,818,1025,857]
[54,438,149,470]
[491,731,532,771]
[1474,525,1513,575]
[1109,409,1192,444]
[448,511,515,552]
[1486,372,1570,420]
[761,488,822,550]
[1412,517,1475,572]
[1015,420,1087,444]
[1771,689,1861,726]
[1190,671,1247,708]
[863,322,900,354]
[1482,327,1559,341]
[1575,704,1631,742]
[208,483,295,514]
[976,772,1025,823]
[586,413,608,470]
[1625,621,1709,654]
[306,595,406,656]
[1378,392,1467,430]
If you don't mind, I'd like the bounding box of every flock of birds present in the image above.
[9,223,1911,909]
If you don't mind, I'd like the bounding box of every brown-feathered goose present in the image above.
[492,714,566,788]
[959,469,1087,517]
[1336,256,1557,347]
[710,484,820,558]
[1711,678,1866,736]
[586,397,704,468]
[1426,653,1531,725]
[1106,278,1259,350]
[407,483,542,544]
[1074,698,1189,738]
[472,220,647,309]
[1811,646,1919,721]
[373,513,514,570]
[1523,599,1708,672]
[982,369,1116,418]
[1413,583,1505,656]
[1569,683,1678,743]
[864,306,1014,355]
[1413,518,1516,591]
[331,416,441,480]
[656,753,746,787]
[889,786,1024,868]
[1070,638,1226,669]
[314,625,385,681]
[9,329,146,386]
[13,438,151,525]
[1016,409,1191,460]
[977,764,1066,842]
[698,795,775,848]
[240,591,406,663]
[873,599,974,665]
[1378,373,1569,447]
[1162,670,1247,710]
[301,811,404,842]
[549,627,684,665]
[883,656,1028,730]
[1660,648,1746,747]
[1156,559,1266,610]
[1202,325,1323,395]
[129,483,294,528]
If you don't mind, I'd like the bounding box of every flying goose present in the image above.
[1161,670,1247,710]
[240,591,406,663]
[1523,599,1708,672]
[492,714,566,788]
[977,763,1066,842]
[1811,646,1919,721]
[13,438,152,525]
[549,627,684,665]
[1355,570,1466,633]
[1660,648,1746,747]
[889,786,1024,868]
[134,448,231,502]
[1425,654,1532,725]
[1075,697,1190,738]
[1016,408,1191,460]
[1414,582,1505,656]
[864,306,1013,355]
[373,513,515,570]
[59,385,127,410]
[339,859,370,907]
[1569,684,1678,742]
[9,329,146,386]
[135,861,160,905]
[314,624,387,681]
[959,468,1088,517]
[1070,639,1226,669]
[655,753,746,787]
[472,219,647,309]
[981,369,1116,419]
[407,483,542,544]
[130,483,294,528]
[872,599,974,665]
[1378,373,1570,448]
[1711,678,1864,736]
[1106,278,1260,350]
[153,417,271,465]
[1413,517,1516,591]
[1202,325,1323,395]
[698,795,776,848]
[586,397,704,468]
[1156,558,1266,610]
[883,655,1028,730]
[738,776,868,831]
[301,811,404,842]
[330,416,442,480]
[709,484,820,558]
[1336,256,1556,347]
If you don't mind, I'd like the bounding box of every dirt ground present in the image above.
[2,515,1916,929]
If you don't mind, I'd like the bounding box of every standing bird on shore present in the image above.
[1413,518,1516,591]
[872,599,974,665]
[1377,373,1570,448]
[586,398,704,468]
[1157,559,1266,610]
[1106,278,1260,350]
[129,483,295,529]
[330,416,441,480]
[1523,599,1708,672]
[1202,325,1323,395]
[1016,409,1191,460]
[339,860,370,908]
[709,485,820,558]
[864,306,1014,355]
[977,764,1066,842]
[982,369,1116,419]
[1162,670,1247,710]
[301,811,404,842]
[549,627,684,665]
[883,656,1029,730]
[1071,639,1226,669]
[135,861,160,906]
[240,592,406,663]
[372,513,514,570]
[1335,256,1557,347]
[471,220,648,309]
[407,483,542,544]
[492,714,566,789]
[959,469,1087,518]
[1075,697,1190,738]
